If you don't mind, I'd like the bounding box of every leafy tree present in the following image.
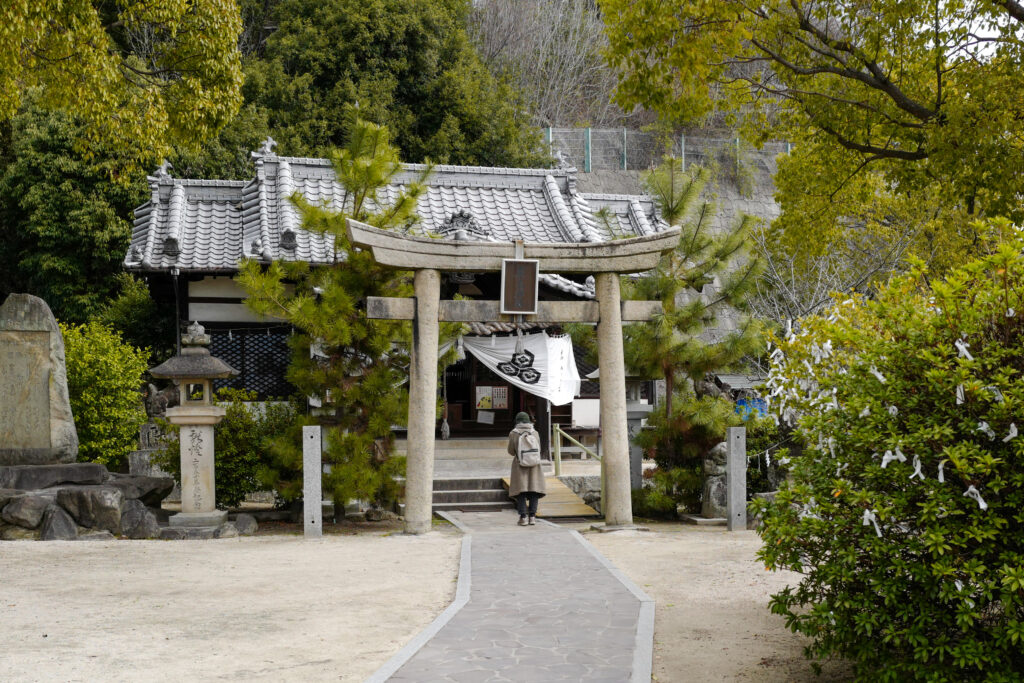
[623,159,764,420]
[617,158,763,512]
[237,110,425,510]
[62,320,149,471]
[757,221,1024,679]
[95,274,178,364]
[601,0,1024,274]
[1,0,244,173]
[243,0,545,166]
[0,106,147,322]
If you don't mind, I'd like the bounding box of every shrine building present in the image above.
[124,141,668,439]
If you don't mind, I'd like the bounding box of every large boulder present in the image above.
[0,294,78,465]
[233,513,258,536]
[0,463,107,491]
[120,500,160,539]
[39,504,77,540]
[1,491,56,528]
[55,486,124,534]
[105,473,174,506]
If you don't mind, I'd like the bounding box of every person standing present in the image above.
[508,411,546,525]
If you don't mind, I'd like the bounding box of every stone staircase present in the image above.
[396,436,546,513]
[394,437,599,516]
[432,477,514,512]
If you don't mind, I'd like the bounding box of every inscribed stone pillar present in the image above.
[178,424,217,514]
[406,269,441,534]
[0,294,78,465]
[595,273,632,526]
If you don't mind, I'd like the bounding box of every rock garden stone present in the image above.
[39,504,77,540]
[120,499,160,539]
[147,505,171,525]
[76,530,115,541]
[365,508,399,522]
[0,488,20,508]
[0,293,78,465]
[701,441,729,519]
[56,486,124,535]
[105,473,174,506]
[0,463,106,490]
[1,525,40,540]
[1,491,56,528]
[214,522,239,538]
[159,526,218,540]
[232,513,258,535]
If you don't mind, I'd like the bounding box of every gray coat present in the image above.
[507,423,547,498]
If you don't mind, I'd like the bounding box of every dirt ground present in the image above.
[581,522,852,682]
[0,519,850,682]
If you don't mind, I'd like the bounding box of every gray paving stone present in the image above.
[387,510,645,682]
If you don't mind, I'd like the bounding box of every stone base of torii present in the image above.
[346,219,679,533]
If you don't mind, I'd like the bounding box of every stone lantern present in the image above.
[150,322,238,528]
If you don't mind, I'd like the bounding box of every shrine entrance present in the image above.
[346,219,679,533]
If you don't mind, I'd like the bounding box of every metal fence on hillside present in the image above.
[544,127,791,175]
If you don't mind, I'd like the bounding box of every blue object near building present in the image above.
[735,398,767,420]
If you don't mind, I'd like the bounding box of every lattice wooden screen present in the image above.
[209,328,293,399]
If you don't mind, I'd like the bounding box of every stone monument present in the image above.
[0,294,78,465]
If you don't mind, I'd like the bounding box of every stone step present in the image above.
[395,437,508,452]
[432,500,516,512]
[433,489,511,505]
[433,478,506,491]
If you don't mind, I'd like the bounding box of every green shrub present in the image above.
[155,389,301,508]
[756,228,1024,680]
[634,393,741,512]
[744,416,791,496]
[632,467,698,519]
[61,320,149,471]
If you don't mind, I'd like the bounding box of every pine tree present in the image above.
[237,108,429,510]
[624,157,765,471]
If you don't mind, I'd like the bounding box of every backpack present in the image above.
[517,429,542,467]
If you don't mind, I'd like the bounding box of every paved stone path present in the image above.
[375,510,652,682]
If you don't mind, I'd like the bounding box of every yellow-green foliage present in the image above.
[756,222,1024,679]
[0,0,243,174]
[61,320,149,471]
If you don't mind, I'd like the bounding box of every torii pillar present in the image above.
[347,219,679,533]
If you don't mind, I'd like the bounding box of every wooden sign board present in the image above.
[501,259,539,314]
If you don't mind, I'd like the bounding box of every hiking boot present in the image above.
[518,516,528,526]
[528,515,536,525]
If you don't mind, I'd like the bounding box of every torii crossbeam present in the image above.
[346,219,679,533]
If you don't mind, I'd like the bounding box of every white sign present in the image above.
[477,410,495,425]
[492,385,508,410]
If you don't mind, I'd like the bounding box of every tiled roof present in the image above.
[125,147,669,284]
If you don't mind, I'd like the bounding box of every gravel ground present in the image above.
[581,522,852,682]
[0,525,461,682]
[0,519,850,682]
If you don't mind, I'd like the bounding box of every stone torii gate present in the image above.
[346,219,680,534]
